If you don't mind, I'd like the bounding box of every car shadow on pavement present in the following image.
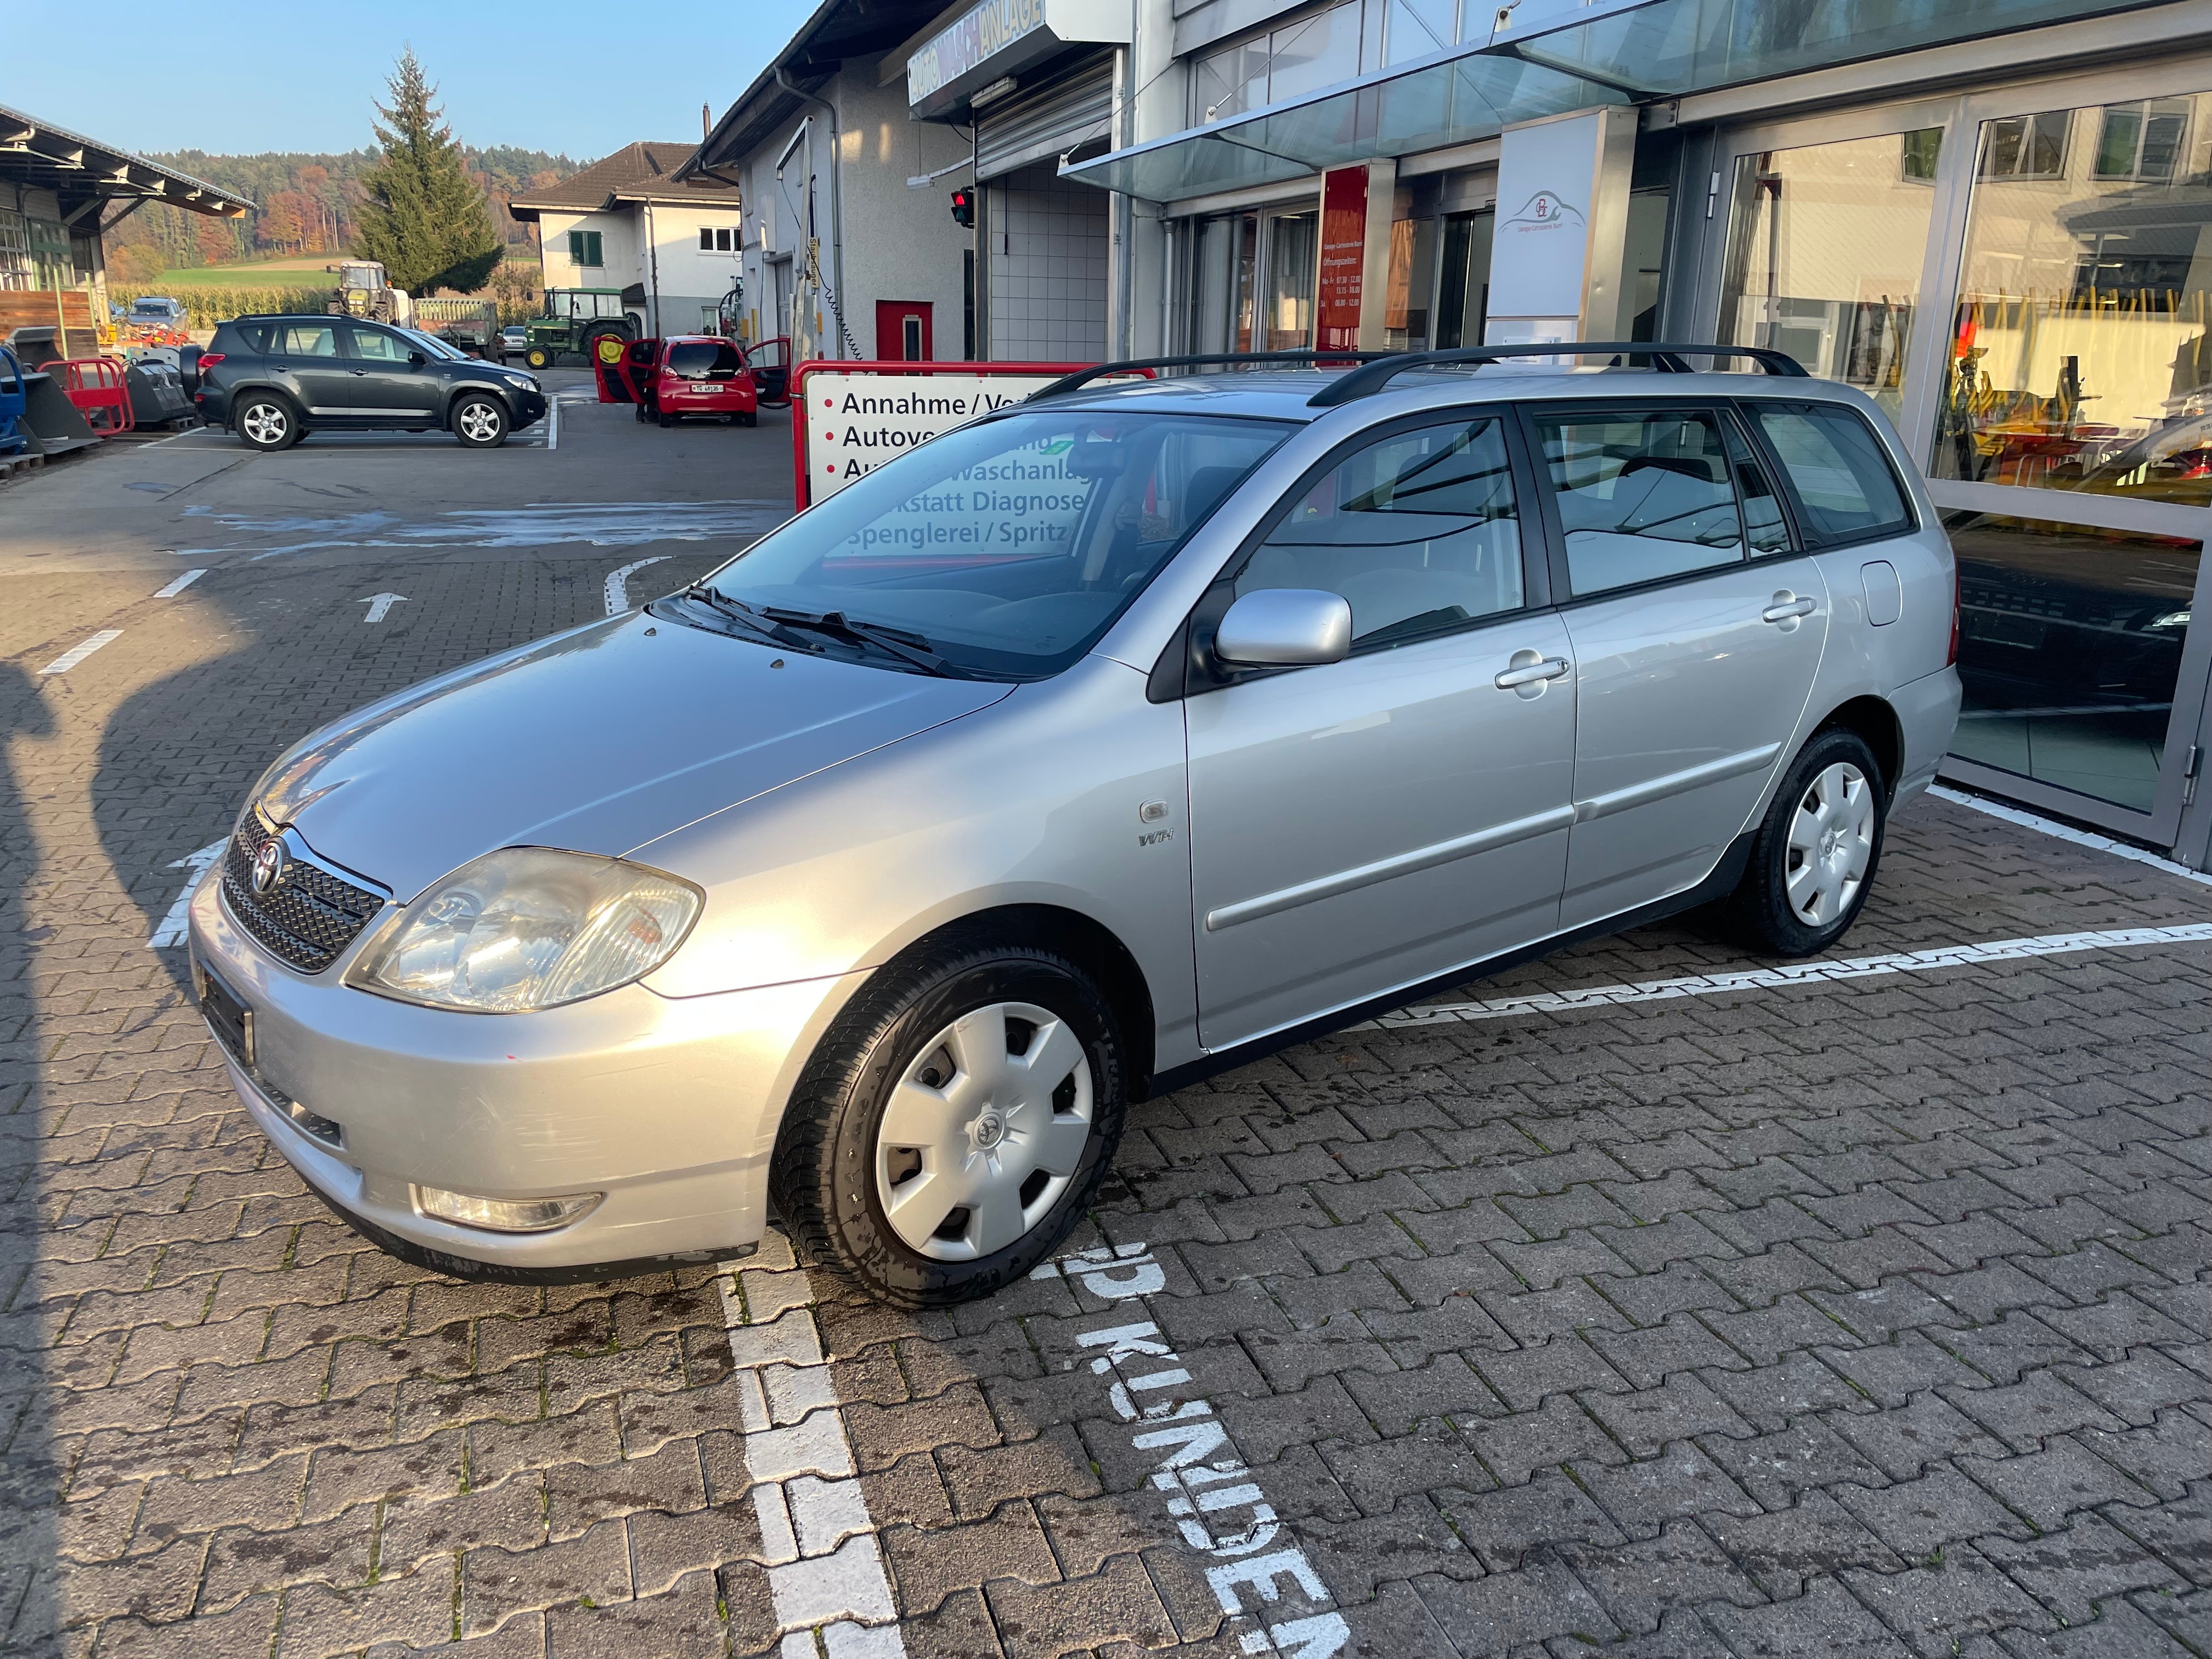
[0,659,63,1650]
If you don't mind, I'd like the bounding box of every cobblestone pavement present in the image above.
[2,392,2209,1658]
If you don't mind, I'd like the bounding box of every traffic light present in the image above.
[950,187,975,228]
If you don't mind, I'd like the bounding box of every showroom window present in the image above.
[1716,129,1944,420]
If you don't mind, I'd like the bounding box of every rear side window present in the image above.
[273,323,339,357]
[1749,402,1914,545]
[1534,409,1746,598]
[217,321,272,353]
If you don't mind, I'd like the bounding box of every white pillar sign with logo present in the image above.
[1485,105,1638,353]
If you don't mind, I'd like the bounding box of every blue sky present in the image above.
[5,0,820,161]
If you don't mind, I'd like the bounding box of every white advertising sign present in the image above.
[804,373,1064,501]
[1487,112,1603,322]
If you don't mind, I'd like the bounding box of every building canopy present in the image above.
[1062,0,2163,201]
[0,102,250,223]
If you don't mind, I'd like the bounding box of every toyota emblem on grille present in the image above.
[250,838,288,895]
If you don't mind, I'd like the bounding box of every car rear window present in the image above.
[1748,402,1914,546]
[217,321,273,353]
[666,341,743,379]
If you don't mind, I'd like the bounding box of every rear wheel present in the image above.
[235,394,299,452]
[739,411,758,427]
[770,940,1127,1308]
[451,394,509,448]
[1730,727,1887,957]
[657,409,675,428]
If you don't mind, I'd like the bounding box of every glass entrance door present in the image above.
[1695,83,2212,855]
[1187,201,1321,354]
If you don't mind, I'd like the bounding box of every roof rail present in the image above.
[1306,342,1809,407]
[1030,348,1399,403]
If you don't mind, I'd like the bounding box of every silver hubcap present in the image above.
[242,404,286,445]
[876,1000,1094,1261]
[1785,761,1874,927]
[458,403,501,442]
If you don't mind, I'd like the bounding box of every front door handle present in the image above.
[1495,654,1571,690]
[1762,595,1819,624]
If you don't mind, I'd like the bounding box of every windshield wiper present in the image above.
[760,607,959,676]
[679,585,813,648]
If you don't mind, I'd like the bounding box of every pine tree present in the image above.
[353,50,503,296]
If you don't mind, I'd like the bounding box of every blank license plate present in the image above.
[200,967,253,1064]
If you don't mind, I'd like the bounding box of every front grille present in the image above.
[221,811,385,973]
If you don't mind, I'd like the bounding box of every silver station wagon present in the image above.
[189,344,1962,1306]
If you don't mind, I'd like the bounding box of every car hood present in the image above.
[255,611,1014,901]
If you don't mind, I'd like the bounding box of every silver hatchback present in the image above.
[189,348,1961,1306]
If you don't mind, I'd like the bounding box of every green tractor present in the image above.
[522,289,635,371]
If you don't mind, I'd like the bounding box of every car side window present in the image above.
[344,326,410,363]
[273,324,339,358]
[1236,416,1523,648]
[1722,411,1792,555]
[1748,402,1915,546]
[1534,409,1745,599]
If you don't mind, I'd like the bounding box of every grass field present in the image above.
[142,255,344,290]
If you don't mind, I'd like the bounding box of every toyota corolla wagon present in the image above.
[189,345,1961,1307]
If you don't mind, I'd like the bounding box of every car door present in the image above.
[1185,411,1577,1049]
[268,321,352,417]
[339,324,439,421]
[1526,402,1831,930]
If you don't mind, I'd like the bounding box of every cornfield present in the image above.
[109,284,335,325]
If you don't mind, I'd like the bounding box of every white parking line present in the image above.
[1931,783,2212,889]
[154,569,206,597]
[38,631,122,675]
[603,555,669,616]
[545,393,559,451]
[718,1260,908,1658]
[149,838,230,948]
[1363,922,2212,1030]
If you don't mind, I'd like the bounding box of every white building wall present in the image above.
[537,201,742,337]
[990,165,1108,361]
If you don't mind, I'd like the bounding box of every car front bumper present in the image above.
[187,864,856,1279]
[512,388,549,429]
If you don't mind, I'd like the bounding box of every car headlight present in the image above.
[351,848,701,1013]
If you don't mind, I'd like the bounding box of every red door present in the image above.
[874,301,933,362]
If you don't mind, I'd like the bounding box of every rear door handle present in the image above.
[1762,596,1818,623]
[1495,656,1571,689]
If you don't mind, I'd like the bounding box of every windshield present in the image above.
[686,408,1291,678]
[402,329,467,360]
[667,340,744,379]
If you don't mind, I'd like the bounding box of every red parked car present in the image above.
[596,335,758,427]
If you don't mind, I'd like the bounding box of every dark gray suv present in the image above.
[195,314,550,450]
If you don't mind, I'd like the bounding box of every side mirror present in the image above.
[408,350,428,366]
[1214,588,1352,668]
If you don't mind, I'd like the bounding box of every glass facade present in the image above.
[1716,129,1943,420]
[1932,92,2212,506]
[1946,511,2200,811]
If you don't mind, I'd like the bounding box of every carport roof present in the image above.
[509,142,739,222]
[0,102,251,221]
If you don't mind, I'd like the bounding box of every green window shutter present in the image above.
[567,230,603,267]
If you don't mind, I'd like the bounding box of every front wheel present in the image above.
[452,394,509,448]
[1730,727,1887,957]
[524,346,552,371]
[770,940,1127,1308]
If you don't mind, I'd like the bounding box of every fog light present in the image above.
[415,1186,602,1233]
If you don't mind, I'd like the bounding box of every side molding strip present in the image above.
[1205,804,1576,933]
[1572,742,1782,823]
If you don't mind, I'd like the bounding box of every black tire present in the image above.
[657,409,675,429]
[770,939,1128,1308]
[1729,726,1888,957]
[740,411,758,427]
[234,393,301,452]
[524,346,553,371]
[451,393,509,449]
